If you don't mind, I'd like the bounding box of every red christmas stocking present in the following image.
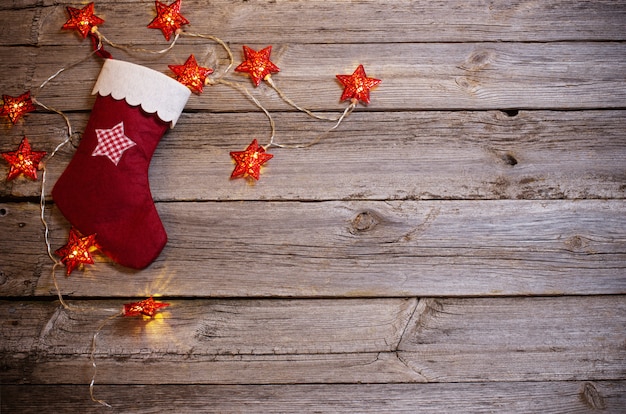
[52,59,190,269]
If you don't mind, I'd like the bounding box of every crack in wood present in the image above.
[392,207,440,243]
[394,351,429,383]
[29,2,44,46]
[394,298,420,351]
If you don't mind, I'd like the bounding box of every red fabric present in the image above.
[89,32,112,59]
[52,94,169,269]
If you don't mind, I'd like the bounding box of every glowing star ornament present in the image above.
[1,91,36,124]
[1,137,46,181]
[54,228,99,275]
[336,64,381,105]
[169,55,213,95]
[230,139,273,180]
[235,45,280,87]
[61,2,105,39]
[148,0,189,41]
[123,297,170,317]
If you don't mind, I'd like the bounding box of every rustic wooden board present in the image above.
[14,0,626,46]
[2,41,626,112]
[398,297,626,382]
[1,200,624,297]
[2,298,418,356]
[1,110,625,201]
[0,7,39,46]
[1,296,624,384]
[1,1,626,412]
[1,298,423,385]
[3,382,626,413]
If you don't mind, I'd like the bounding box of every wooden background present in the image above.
[1,0,625,412]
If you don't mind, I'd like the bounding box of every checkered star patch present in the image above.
[92,121,136,166]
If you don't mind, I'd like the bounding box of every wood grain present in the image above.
[2,42,626,112]
[3,382,626,413]
[398,297,626,382]
[1,1,625,412]
[1,111,624,201]
[15,1,626,46]
[1,296,624,384]
[1,200,623,297]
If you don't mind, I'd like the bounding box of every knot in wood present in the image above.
[502,152,518,166]
[579,382,606,410]
[462,49,494,72]
[564,235,587,251]
[350,211,380,234]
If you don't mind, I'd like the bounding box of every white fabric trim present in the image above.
[92,59,191,127]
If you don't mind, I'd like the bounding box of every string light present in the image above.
[90,297,169,407]
[54,228,100,275]
[169,54,214,94]
[235,45,280,87]
[1,91,36,124]
[92,26,180,56]
[1,137,47,181]
[123,297,170,317]
[61,2,105,39]
[336,64,381,105]
[0,2,385,408]
[264,75,340,122]
[0,4,384,273]
[230,139,274,180]
[148,0,190,41]
[57,5,381,184]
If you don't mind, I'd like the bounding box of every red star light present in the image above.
[1,91,36,124]
[230,139,273,180]
[54,228,99,275]
[1,137,46,181]
[169,55,213,94]
[148,0,189,41]
[123,297,170,317]
[235,45,280,87]
[61,2,105,38]
[336,64,381,105]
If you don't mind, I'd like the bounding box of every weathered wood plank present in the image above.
[2,298,417,355]
[13,1,626,46]
[398,297,626,382]
[1,1,624,412]
[0,7,39,45]
[3,382,626,413]
[1,298,422,384]
[2,42,626,111]
[11,353,420,386]
[1,296,624,384]
[1,111,624,201]
[1,200,623,297]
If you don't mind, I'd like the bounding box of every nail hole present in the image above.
[503,153,518,166]
[0,208,7,216]
[501,109,519,117]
